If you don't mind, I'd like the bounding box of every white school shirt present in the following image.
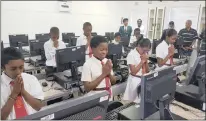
[44,39,66,67]
[138,25,145,37]
[156,40,172,70]
[76,34,90,60]
[1,72,44,120]
[129,36,137,46]
[123,49,146,103]
[81,56,114,101]
[112,40,125,53]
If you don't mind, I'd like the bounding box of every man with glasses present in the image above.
[44,27,66,76]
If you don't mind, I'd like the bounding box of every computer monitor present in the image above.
[35,33,50,41]
[139,66,177,120]
[120,36,130,47]
[91,32,97,37]
[1,41,3,49]
[66,37,77,47]
[105,32,114,42]
[152,39,161,54]
[56,45,85,79]
[29,39,47,58]
[9,34,29,48]
[19,91,109,120]
[62,33,75,43]
[107,43,122,69]
[185,55,205,86]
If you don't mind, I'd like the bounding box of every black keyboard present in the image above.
[106,102,136,120]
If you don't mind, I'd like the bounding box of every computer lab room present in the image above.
[1,1,205,120]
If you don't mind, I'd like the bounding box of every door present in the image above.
[154,7,165,40]
[147,7,157,40]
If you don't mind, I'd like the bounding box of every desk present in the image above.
[39,79,83,105]
[24,62,46,75]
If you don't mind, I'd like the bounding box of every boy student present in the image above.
[44,27,66,76]
[1,47,44,120]
[112,32,124,53]
[123,38,151,103]
[156,29,177,69]
[76,22,93,60]
[81,35,116,100]
[129,28,143,48]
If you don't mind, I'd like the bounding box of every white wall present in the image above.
[1,1,130,45]
[2,1,205,45]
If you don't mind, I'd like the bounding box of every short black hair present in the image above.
[83,22,92,29]
[134,28,140,32]
[137,19,142,22]
[123,18,128,23]
[114,32,121,38]
[50,27,59,34]
[1,47,24,68]
[166,29,177,37]
[136,38,151,49]
[90,35,108,48]
[169,21,174,25]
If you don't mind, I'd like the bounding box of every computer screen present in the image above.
[185,55,206,85]
[9,34,29,47]
[19,91,109,120]
[105,32,114,41]
[120,36,130,47]
[35,33,50,41]
[139,66,176,119]
[107,43,122,69]
[66,37,77,47]
[62,33,75,43]
[29,39,47,56]
[56,45,85,72]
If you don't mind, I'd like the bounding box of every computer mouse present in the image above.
[42,82,48,87]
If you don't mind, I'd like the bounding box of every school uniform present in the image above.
[129,36,137,46]
[44,39,66,67]
[123,49,146,103]
[1,72,44,120]
[81,56,114,101]
[112,39,125,53]
[138,25,145,37]
[156,40,174,69]
[76,34,92,60]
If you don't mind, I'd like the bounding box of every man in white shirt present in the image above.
[137,19,145,37]
[76,22,93,60]
[44,27,66,76]
[1,47,44,120]
[156,29,177,69]
[81,36,116,101]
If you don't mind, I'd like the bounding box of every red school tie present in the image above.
[101,61,112,98]
[89,46,93,58]
[10,81,28,119]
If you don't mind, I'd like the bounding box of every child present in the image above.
[1,47,44,120]
[129,28,143,48]
[44,27,66,76]
[112,32,124,53]
[76,22,93,60]
[81,35,116,100]
[156,29,177,69]
[123,38,151,103]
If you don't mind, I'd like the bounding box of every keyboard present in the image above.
[106,102,136,120]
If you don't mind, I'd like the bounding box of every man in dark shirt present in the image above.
[160,21,175,41]
[178,20,198,56]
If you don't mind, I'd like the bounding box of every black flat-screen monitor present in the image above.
[9,34,29,47]
[19,91,109,120]
[35,33,50,41]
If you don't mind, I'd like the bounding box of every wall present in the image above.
[1,1,205,45]
[1,1,130,45]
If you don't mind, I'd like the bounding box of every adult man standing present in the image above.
[119,18,132,39]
